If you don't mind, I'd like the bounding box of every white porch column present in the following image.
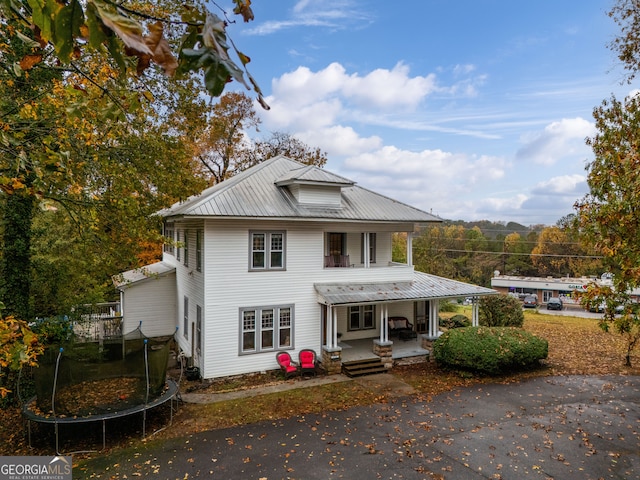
[363,232,370,268]
[472,298,479,327]
[325,304,333,348]
[332,305,339,348]
[407,233,413,267]
[428,299,440,339]
[379,303,389,343]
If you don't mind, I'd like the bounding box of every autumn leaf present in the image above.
[91,1,152,56]
[19,54,43,71]
[143,22,178,76]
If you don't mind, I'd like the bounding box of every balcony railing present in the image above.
[72,302,123,341]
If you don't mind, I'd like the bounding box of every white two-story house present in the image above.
[114,156,495,379]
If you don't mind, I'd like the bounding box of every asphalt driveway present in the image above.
[76,375,640,479]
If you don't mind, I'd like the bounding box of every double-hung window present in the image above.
[164,223,174,255]
[348,305,375,331]
[183,230,189,267]
[240,305,293,354]
[176,230,181,261]
[196,230,203,272]
[250,231,285,270]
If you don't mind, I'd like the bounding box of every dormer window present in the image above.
[275,165,354,208]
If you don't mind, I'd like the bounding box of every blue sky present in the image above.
[218,0,629,226]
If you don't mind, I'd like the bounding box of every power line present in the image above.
[431,248,603,259]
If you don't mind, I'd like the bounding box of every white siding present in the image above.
[121,272,177,337]
[172,220,206,365]
[162,218,417,380]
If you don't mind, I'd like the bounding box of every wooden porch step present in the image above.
[341,358,387,377]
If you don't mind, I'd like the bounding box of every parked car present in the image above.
[546,297,563,310]
[523,295,538,308]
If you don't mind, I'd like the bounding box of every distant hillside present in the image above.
[443,219,545,239]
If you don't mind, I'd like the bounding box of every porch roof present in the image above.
[113,261,176,290]
[314,271,497,306]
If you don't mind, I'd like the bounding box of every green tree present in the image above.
[193,92,329,184]
[575,94,640,366]
[0,0,267,106]
[574,0,640,366]
[502,232,535,276]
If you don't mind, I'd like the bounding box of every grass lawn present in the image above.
[1,310,638,458]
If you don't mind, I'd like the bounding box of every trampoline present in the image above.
[22,327,181,453]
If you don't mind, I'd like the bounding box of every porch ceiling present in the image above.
[315,271,497,306]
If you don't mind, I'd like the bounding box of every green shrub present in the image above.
[440,314,471,329]
[432,326,548,375]
[479,294,524,327]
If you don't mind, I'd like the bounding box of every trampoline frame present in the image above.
[23,379,179,453]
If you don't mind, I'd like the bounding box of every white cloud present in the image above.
[516,117,595,165]
[296,126,382,156]
[530,174,587,196]
[246,0,372,35]
[267,62,437,113]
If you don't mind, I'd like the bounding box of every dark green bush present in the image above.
[479,294,524,327]
[440,314,471,329]
[432,326,548,375]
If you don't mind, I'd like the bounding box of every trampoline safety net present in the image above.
[31,327,171,418]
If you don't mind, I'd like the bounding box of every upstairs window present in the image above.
[184,230,189,267]
[250,231,286,270]
[196,230,203,272]
[164,223,174,255]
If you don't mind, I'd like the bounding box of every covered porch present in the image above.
[315,271,497,373]
[339,337,429,362]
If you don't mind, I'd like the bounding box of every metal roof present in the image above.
[315,271,497,305]
[113,262,176,289]
[275,164,355,186]
[159,156,441,223]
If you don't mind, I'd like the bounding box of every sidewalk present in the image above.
[180,373,353,404]
[180,372,416,404]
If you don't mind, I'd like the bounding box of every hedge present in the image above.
[432,326,548,375]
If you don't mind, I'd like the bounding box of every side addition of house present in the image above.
[114,156,496,379]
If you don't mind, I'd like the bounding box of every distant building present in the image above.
[490,272,627,307]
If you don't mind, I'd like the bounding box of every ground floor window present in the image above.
[348,305,375,331]
[240,305,293,354]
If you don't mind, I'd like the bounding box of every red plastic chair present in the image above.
[276,351,298,379]
[298,349,318,377]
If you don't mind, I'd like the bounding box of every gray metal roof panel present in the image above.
[275,165,355,186]
[314,271,497,305]
[113,262,176,289]
[159,155,441,223]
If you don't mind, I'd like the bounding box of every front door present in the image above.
[414,301,429,334]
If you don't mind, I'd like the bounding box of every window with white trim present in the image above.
[164,223,174,255]
[240,305,293,354]
[184,230,189,267]
[250,231,285,270]
[176,230,181,261]
[348,305,375,331]
[196,229,203,272]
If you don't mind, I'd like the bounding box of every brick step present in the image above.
[341,358,387,377]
